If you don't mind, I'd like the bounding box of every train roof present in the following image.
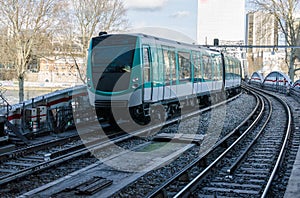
[93,32,218,53]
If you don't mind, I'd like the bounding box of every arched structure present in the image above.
[293,79,300,89]
[249,72,264,86]
[263,71,292,92]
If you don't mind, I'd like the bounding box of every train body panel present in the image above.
[176,82,193,98]
[224,56,242,95]
[86,33,242,124]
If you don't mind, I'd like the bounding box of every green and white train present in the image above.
[87,33,242,125]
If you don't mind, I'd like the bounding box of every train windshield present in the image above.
[91,35,137,92]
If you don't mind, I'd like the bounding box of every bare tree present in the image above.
[250,0,300,81]
[58,0,128,83]
[0,27,15,71]
[0,0,62,102]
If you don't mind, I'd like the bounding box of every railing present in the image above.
[290,87,300,103]
[1,85,95,144]
[248,80,300,104]
[0,83,11,115]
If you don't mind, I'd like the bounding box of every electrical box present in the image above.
[25,108,37,122]
[38,106,47,122]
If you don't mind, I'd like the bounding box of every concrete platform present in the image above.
[284,107,300,198]
[284,145,300,198]
[20,141,195,197]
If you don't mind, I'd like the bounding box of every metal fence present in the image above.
[1,85,96,144]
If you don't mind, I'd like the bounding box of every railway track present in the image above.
[4,93,246,197]
[263,89,300,197]
[0,120,132,187]
[5,85,295,197]
[0,133,81,161]
[0,130,121,190]
[146,85,292,198]
[0,131,146,196]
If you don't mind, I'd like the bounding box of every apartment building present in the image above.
[246,11,280,76]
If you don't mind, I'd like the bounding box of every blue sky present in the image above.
[124,0,198,42]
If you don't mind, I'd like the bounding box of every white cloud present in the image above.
[126,27,196,44]
[171,11,190,18]
[124,0,169,11]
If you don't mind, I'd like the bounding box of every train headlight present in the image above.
[132,83,139,89]
[87,78,92,89]
[87,78,91,89]
[132,77,139,82]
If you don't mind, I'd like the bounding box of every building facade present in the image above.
[37,56,85,85]
[26,37,86,87]
[246,11,280,76]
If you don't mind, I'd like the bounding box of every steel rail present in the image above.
[0,133,80,161]
[173,90,265,198]
[0,93,242,186]
[248,87,293,198]
[226,87,273,174]
[0,132,130,186]
[147,89,262,198]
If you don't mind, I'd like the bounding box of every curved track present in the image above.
[147,85,292,198]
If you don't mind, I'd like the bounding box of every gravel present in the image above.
[0,92,257,197]
[111,92,257,197]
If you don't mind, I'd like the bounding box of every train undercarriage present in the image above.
[95,87,240,130]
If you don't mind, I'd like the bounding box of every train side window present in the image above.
[232,60,236,79]
[212,55,217,81]
[218,56,223,80]
[233,60,237,79]
[212,55,222,81]
[163,49,171,81]
[198,52,204,81]
[192,51,202,81]
[230,59,233,79]
[157,48,164,81]
[143,46,150,82]
[192,51,198,81]
[151,48,159,82]
[202,54,212,81]
[169,51,176,81]
[163,48,176,82]
[178,51,191,81]
[225,57,230,80]
[235,61,241,78]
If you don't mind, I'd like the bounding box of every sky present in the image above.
[197,0,245,45]
[123,0,198,43]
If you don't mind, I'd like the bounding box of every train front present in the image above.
[86,33,142,125]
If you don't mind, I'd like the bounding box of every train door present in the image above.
[202,53,212,93]
[212,55,217,91]
[213,54,222,91]
[192,51,199,94]
[143,45,152,102]
[151,47,163,101]
[162,47,173,99]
